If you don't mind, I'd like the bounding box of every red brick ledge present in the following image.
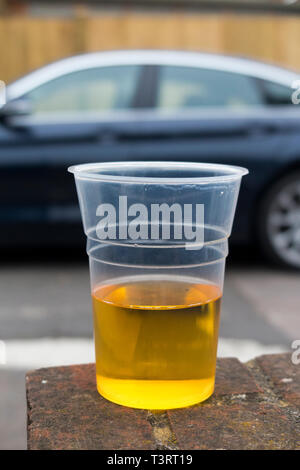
[26,353,300,450]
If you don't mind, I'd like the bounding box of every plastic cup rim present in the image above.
[68,161,248,184]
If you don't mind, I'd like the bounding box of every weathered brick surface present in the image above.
[255,353,300,408]
[168,354,300,450]
[26,364,155,450]
[168,403,299,450]
[26,354,300,450]
[214,357,260,397]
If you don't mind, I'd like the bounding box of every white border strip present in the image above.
[0,337,287,370]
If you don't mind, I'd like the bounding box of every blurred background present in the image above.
[0,0,300,449]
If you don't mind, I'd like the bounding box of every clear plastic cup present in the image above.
[68,161,248,409]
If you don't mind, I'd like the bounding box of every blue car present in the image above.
[1,50,300,268]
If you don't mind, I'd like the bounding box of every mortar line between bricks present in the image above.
[245,359,300,426]
[147,411,179,450]
[245,359,289,402]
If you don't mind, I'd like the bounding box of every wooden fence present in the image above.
[1,12,300,83]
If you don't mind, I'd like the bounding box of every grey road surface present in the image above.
[0,263,296,344]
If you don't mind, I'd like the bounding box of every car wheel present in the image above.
[258,171,300,269]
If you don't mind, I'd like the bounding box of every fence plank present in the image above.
[1,12,300,84]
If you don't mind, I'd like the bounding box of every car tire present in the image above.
[258,171,300,270]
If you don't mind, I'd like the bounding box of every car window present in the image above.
[259,79,293,105]
[156,66,262,110]
[22,65,141,114]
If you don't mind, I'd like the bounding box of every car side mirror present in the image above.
[0,99,32,121]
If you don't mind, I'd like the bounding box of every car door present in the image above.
[0,64,148,244]
[131,64,295,243]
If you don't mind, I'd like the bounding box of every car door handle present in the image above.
[248,124,278,136]
[98,131,118,143]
